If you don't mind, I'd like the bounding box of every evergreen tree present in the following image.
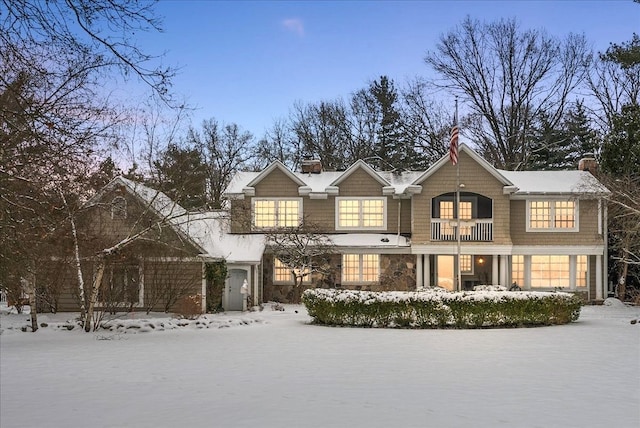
[153,144,207,210]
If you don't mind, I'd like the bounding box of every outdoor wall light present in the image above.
[477,257,485,265]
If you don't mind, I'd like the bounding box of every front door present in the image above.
[227,269,247,311]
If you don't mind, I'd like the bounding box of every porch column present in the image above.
[596,255,603,300]
[500,255,508,287]
[424,255,431,288]
[416,255,424,288]
[492,255,499,286]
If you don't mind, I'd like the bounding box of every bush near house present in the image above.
[302,288,582,328]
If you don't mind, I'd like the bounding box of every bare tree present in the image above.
[188,118,255,209]
[253,119,301,171]
[265,222,335,303]
[1,0,175,331]
[425,17,591,170]
[291,100,352,171]
[400,77,451,166]
[586,34,640,131]
[144,260,200,314]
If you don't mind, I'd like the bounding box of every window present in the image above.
[527,200,577,231]
[512,255,524,288]
[576,255,588,289]
[111,196,127,219]
[100,263,142,306]
[342,254,379,283]
[253,198,301,229]
[531,255,570,288]
[439,201,455,236]
[274,258,310,284]
[337,198,385,229]
[460,255,473,274]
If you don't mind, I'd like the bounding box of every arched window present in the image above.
[111,196,127,219]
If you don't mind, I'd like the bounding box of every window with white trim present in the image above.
[527,200,577,231]
[531,255,570,288]
[342,254,379,283]
[576,255,588,289]
[337,198,385,230]
[512,255,524,288]
[460,255,473,274]
[273,258,310,284]
[253,198,301,229]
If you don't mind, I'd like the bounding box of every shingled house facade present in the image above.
[225,144,610,304]
[34,144,610,313]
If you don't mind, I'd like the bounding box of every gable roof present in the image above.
[329,159,390,188]
[225,162,424,197]
[411,144,514,187]
[86,176,206,254]
[246,160,307,188]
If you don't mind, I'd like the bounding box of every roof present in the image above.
[225,163,425,196]
[498,170,610,195]
[180,212,266,264]
[411,144,514,187]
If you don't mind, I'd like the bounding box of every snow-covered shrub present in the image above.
[302,288,581,328]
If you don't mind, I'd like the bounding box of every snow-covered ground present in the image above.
[1,301,639,428]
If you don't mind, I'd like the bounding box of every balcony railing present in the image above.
[430,219,493,242]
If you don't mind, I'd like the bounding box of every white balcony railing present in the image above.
[430,219,493,241]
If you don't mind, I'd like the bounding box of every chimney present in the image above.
[578,154,598,175]
[301,158,323,174]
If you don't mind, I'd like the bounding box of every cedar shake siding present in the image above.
[412,151,512,246]
[510,199,603,246]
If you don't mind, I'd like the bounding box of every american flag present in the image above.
[449,115,459,165]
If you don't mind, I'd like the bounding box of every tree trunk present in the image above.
[618,258,628,302]
[84,258,106,332]
[27,275,38,332]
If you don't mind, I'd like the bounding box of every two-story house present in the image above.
[34,144,609,314]
[225,144,609,304]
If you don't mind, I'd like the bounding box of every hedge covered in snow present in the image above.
[302,288,581,328]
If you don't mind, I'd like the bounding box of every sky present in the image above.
[131,0,640,140]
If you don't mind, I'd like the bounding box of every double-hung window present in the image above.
[253,198,301,229]
[342,254,380,283]
[273,258,310,284]
[336,198,385,230]
[527,200,578,231]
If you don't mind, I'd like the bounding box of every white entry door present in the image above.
[227,269,247,311]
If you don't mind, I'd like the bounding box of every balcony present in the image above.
[430,219,493,242]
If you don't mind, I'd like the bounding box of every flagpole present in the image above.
[455,98,462,292]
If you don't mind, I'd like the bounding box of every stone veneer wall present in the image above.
[262,253,417,303]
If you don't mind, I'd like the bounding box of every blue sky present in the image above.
[135,0,639,139]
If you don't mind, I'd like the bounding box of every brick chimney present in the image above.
[578,154,598,175]
[301,158,323,174]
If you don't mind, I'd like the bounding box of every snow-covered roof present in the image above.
[329,233,410,249]
[179,211,266,264]
[498,170,610,195]
[225,165,424,196]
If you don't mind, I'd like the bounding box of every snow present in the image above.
[1,302,639,428]
[499,169,609,195]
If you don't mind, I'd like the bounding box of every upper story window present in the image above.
[527,200,578,232]
[111,196,127,219]
[336,197,385,230]
[252,198,302,229]
[432,193,492,219]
